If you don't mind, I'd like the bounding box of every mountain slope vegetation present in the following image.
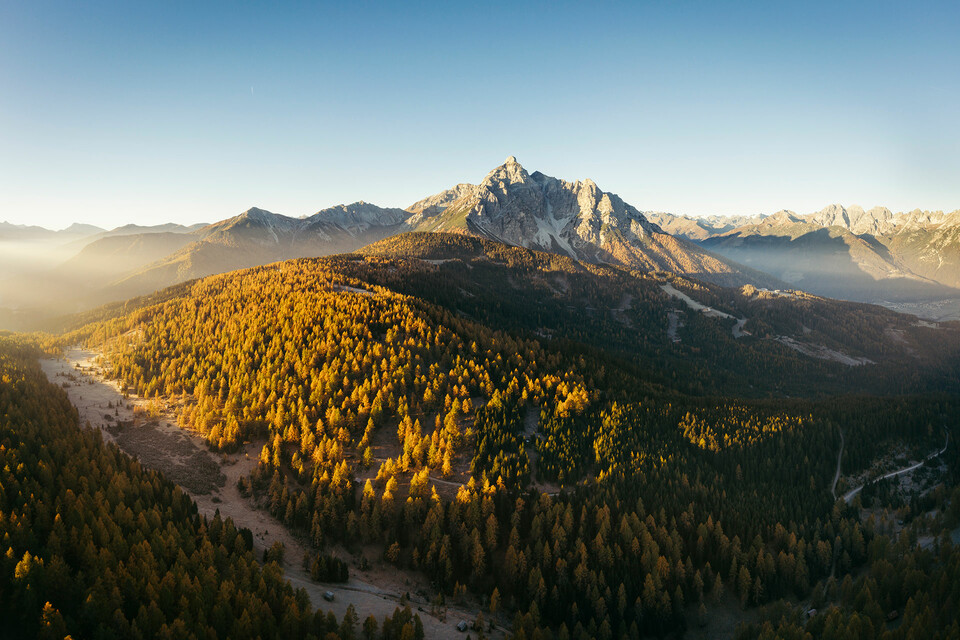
[41,232,960,639]
[356,233,960,396]
[0,337,343,639]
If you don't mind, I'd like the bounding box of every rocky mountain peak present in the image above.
[805,203,901,235]
[811,203,851,228]
[454,159,678,261]
[482,156,530,187]
[766,210,801,224]
[305,202,409,230]
[238,207,280,222]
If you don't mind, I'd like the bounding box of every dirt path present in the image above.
[41,347,505,639]
[842,431,950,504]
[832,429,844,500]
[661,283,749,339]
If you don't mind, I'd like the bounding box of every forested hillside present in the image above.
[0,336,425,640]
[356,234,960,396]
[737,434,960,640]
[43,235,960,639]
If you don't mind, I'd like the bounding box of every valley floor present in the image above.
[877,297,960,323]
[41,348,505,640]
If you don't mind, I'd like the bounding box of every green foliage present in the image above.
[471,393,530,486]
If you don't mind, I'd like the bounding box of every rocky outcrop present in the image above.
[304,202,410,234]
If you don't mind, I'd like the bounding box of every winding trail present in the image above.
[660,283,749,339]
[841,431,950,504]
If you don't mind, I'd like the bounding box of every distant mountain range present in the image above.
[101,203,410,302]
[652,205,960,304]
[0,220,105,242]
[3,160,959,329]
[108,157,773,295]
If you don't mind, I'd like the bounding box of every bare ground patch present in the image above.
[109,420,225,494]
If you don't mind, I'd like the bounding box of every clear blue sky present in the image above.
[1,1,958,229]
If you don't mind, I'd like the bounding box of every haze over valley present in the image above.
[651,205,960,318]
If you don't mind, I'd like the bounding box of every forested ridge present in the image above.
[355,234,960,396]
[30,234,960,639]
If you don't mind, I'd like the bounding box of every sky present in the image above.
[1,1,958,230]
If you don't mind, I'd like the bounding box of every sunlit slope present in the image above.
[0,337,336,639]
[104,205,408,303]
[60,232,960,437]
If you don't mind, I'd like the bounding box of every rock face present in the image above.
[411,156,657,252]
[407,157,775,288]
[470,157,656,256]
[808,204,892,236]
[406,184,479,218]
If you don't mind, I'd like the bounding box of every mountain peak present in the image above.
[766,210,801,224]
[61,222,106,236]
[241,206,276,219]
[483,156,530,186]
[305,201,409,230]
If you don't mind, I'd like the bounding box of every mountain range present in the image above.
[652,205,960,306]
[3,159,960,330]
[0,158,777,327]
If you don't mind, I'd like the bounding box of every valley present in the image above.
[41,347,506,639]
[881,297,960,323]
[15,236,953,640]
[655,205,960,315]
